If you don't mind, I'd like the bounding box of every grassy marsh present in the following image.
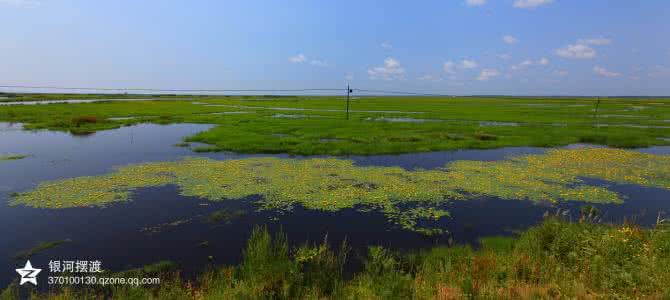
[5,218,670,299]
[1,96,669,155]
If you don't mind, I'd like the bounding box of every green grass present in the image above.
[12,239,72,260]
[0,155,28,161]
[1,95,669,155]
[6,217,670,299]
[206,209,247,224]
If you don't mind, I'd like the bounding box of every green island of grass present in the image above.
[12,239,72,260]
[0,155,28,161]
[1,96,669,155]
[11,148,670,234]
[3,218,670,299]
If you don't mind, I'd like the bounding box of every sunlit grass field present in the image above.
[1,95,669,155]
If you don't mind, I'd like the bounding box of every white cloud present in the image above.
[513,0,553,9]
[309,60,328,67]
[288,53,306,63]
[555,44,597,59]
[461,59,478,69]
[345,73,354,81]
[368,57,405,80]
[555,38,610,60]
[648,65,670,79]
[465,0,486,6]
[0,0,39,4]
[511,59,534,70]
[593,66,621,77]
[511,57,549,70]
[289,54,328,67]
[381,42,393,49]
[578,37,611,46]
[497,54,512,60]
[553,70,569,76]
[477,69,500,81]
[417,74,442,82]
[443,61,456,74]
[502,35,519,44]
[384,57,400,68]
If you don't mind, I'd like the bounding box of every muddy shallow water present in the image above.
[1,122,669,288]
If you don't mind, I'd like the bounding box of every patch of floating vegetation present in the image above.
[141,219,191,235]
[206,209,247,224]
[11,148,670,234]
[13,239,72,260]
[0,154,28,161]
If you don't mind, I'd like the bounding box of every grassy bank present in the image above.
[4,217,669,299]
[1,96,669,155]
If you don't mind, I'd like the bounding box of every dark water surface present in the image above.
[1,122,669,288]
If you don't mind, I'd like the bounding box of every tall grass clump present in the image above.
[71,115,98,127]
[6,218,670,299]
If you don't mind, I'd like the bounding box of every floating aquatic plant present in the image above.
[10,148,670,234]
[0,154,28,161]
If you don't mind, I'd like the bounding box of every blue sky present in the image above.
[0,0,668,96]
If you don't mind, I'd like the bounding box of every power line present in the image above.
[0,84,459,97]
[0,85,345,93]
[353,89,452,97]
[7,84,656,98]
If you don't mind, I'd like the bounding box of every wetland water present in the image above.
[1,122,670,288]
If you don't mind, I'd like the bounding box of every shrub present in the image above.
[71,116,98,127]
[474,132,498,140]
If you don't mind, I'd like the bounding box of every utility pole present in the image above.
[594,96,601,129]
[346,84,351,120]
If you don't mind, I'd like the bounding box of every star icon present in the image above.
[16,260,41,286]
